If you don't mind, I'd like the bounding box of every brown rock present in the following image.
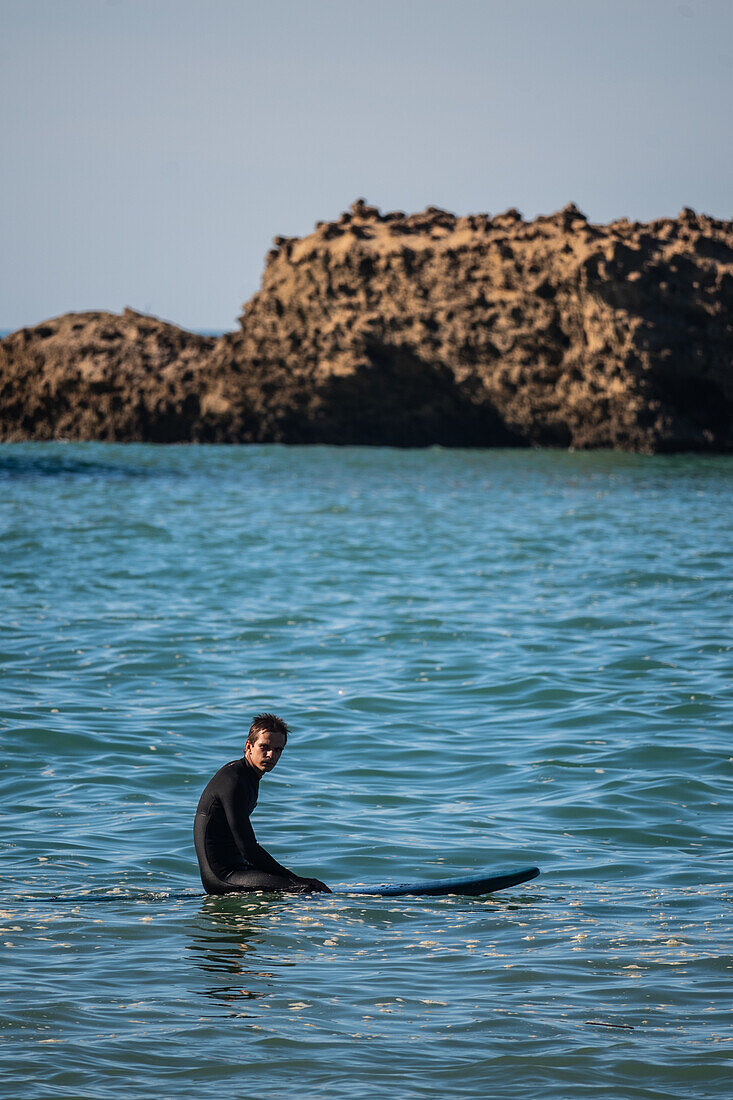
[226,201,733,450]
[0,309,218,442]
[1,204,731,450]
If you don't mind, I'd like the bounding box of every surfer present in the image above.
[194,713,331,895]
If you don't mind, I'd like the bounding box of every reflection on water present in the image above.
[188,896,284,1010]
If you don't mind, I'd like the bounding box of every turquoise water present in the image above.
[1,442,731,1099]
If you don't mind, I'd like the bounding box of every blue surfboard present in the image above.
[334,865,540,897]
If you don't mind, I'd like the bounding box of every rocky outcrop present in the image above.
[0,309,219,442]
[220,200,733,450]
[1,202,731,449]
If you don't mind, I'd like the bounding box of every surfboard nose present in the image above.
[334,866,541,897]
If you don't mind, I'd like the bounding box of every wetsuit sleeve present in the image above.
[220,781,295,879]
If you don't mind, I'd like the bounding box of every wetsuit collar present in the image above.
[242,755,262,782]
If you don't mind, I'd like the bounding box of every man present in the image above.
[194,712,331,895]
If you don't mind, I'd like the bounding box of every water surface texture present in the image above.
[1,443,731,1099]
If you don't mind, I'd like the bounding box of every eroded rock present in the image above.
[1,204,731,450]
[229,202,732,450]
[0,309,218,442]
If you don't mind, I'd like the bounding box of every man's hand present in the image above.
[300,876,331,893]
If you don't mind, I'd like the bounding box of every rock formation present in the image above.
[1,202,731,450]
[0,309,219,442]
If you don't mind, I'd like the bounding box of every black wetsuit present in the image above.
[194,757,301,894]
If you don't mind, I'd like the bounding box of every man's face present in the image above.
[246,730,286,775]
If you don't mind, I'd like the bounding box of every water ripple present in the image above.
[1,444,731,1099]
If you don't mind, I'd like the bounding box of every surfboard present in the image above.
[333,865,540,897]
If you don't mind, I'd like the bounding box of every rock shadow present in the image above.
[295,341,522,447]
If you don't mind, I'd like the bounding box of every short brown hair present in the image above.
[246,712,289,749]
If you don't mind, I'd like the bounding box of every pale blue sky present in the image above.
[1,0,731,331]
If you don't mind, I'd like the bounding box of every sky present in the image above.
[1,0,731,332]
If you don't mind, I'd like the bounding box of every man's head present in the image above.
[244,712,289,776]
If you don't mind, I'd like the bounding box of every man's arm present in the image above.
[218,773,330,892]
[219,787,296,878]
[232,813,330,891]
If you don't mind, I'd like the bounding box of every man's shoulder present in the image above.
[204,758,242,788]
[218,758,246,780]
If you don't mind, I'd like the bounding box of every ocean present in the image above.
[1,442,731,1098]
